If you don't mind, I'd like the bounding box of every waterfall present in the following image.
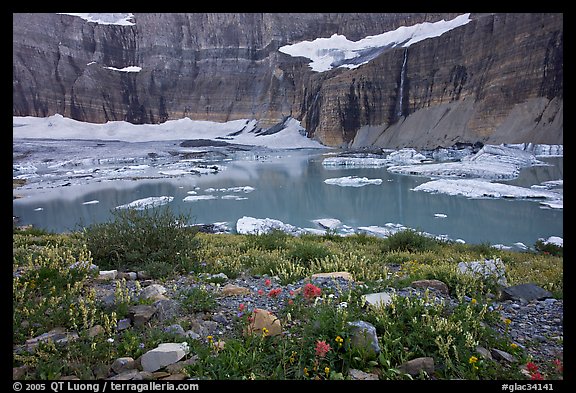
[396,48,408,119]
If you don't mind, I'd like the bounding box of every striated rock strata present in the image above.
[13,13,562,148]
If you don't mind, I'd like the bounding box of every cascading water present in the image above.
[396,48,408,119]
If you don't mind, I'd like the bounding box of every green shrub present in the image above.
[80,207,201,278]
[534,239,563,257]
[179,286,217,314]
[381,229,442,253]
[247,229,289,251]
[288,241,331,266]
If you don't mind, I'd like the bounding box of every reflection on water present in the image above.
[13,150,563,248]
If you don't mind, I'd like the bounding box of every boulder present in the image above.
[140,343,190,372]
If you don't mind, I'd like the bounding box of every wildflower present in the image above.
[526,362,538,373]
[504,318,512,326]
[264,279,272,287]
[468,355,479,370]
[303,283,322,300]
[257,289,264,296]
[303,367,309,377]
[335,336,344,348]
[471,298,477,304]
[289,290,295,296]
[289,351,297,364]
[337,302,348,310]
[268,288,282,298]
[288,299,294,305]
[237,303,246,318]
[106,337,114,343]
[262,327,269,336]
[510,343,518,350]
[324,367,330,377]
[553,359,563,373]
[315,340,331,358]
[530,372,544,380]
[207,335,214,343]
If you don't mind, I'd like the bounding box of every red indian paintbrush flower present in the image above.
[315,340,331,358]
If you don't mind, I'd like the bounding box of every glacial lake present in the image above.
[13,148,563,249]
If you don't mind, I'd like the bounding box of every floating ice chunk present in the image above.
[413,178,561,201]
[13,164,38,174]
[313,218,342,230]
[158,169,191,176]
[183,195,217,202]
[115,196,173,210]
[357,226,396,238]
[206,186,255,193]
[542,236,563,247]
[220,195,248,200]
[82,200,99,205]
[34,207,43,211]
[540,200,563,209]
[226,186,255,193]
[386,148,428,165]
[236,216,301,235]
[434,213,447,218]
[324,176,383,187]
[388,144,545,181]
[322,156,389,168]
[513,242,528,250]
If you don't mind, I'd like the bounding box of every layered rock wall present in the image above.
[13,13,562,148]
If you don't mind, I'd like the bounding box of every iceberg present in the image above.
[183,195,217,202]
[115,196,174,210]
[388,144,546,181]
[412,178,562,201]
[236,216,302,235]
[324,176,383,187]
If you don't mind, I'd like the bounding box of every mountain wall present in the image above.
[13,13,563,148]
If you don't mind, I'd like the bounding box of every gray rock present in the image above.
[153,299,181,321]
[116,318,132,331]
[348,368,379,380]
[164,324,186,336]
[139,284,168,302]
[397,357,435,377]
[490,348,516,363]
[458,259,507,286]
[140,343,190,372]
[111,357,136,374]
[129,305,156,327]
[500,283,553,302]
[348,320,380,355]
[363,292,392,308]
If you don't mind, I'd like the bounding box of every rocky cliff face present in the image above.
[13,13,562,148]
